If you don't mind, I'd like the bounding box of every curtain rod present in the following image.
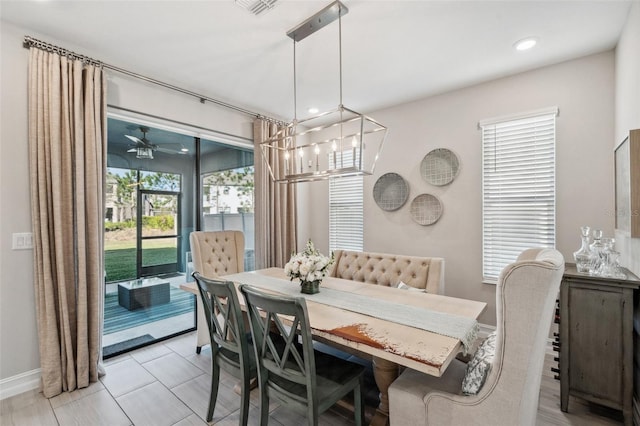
[23,35,285,125]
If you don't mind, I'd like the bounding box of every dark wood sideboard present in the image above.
[560,263,640,426]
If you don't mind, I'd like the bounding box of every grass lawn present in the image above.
[105,239,178,282]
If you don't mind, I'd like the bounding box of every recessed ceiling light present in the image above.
[514,37,537,51]
[308,107,319,114]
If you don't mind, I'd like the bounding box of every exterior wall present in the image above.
[301,51,616,325]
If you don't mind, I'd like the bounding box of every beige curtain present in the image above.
[28,47,106,398]
[253,119,297,268]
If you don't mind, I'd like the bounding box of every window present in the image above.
[329,152,363,251]
[479,107,558,283]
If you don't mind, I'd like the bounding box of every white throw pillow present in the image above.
[395,281,423,292]
[461,331,497,395]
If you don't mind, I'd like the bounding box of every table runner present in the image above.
[226,271,479,353]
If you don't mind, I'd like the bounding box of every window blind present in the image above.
[480,109,557,283]
[329,151,363,251]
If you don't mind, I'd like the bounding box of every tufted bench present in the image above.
[329,250,445,294]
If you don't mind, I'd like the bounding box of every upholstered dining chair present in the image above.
[388,248,564,426]
[190,230,245,353]
[240,284,366,426]
[192,272,255,425]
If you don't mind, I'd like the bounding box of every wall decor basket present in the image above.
[410,193,443,225]
[420,148,460,186]
[373,172,409,211]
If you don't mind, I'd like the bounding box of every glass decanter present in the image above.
[600,238,615,277]
[588,229,605,276]
[573,226,592,273]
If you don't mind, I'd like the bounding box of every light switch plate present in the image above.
[12,232,33,250]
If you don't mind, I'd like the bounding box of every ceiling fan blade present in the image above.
[127,148,137,153]
[155,147,186,155]
[125,134,143,144]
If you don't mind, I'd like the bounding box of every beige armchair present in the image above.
[189,230,245,353]
[388,248,564,426]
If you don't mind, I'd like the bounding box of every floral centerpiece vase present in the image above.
[284,240,334,294]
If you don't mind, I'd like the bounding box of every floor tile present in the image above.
[268,405,308,426]
[171,372,241,422]
[48,379,105,409]
[116,381,192,426]
[184,349,212,375]
[213,405,285,426]
[102,353,133,367]
[163,332,198,357]
[142,352,204,388]
[129,342,172,364]
[0,389,57,426]
[172,413,208,426]
[100,357,157,398]
[53,389,130,426]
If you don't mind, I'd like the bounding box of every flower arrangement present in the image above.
[284,240,334,293]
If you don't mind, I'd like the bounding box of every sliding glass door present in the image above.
[104,114,255,357]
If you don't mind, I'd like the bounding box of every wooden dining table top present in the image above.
[181,267,486,377]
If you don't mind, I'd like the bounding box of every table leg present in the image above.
[371,356,399,426]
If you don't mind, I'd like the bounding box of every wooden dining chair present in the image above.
[240,284,365,426]
[192,272,255,425]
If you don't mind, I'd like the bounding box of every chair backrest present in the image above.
[477,248,564,425]
[192,272,250,371]
[240,284,317,410]
[329,249,445,294]
[190,231,244,278]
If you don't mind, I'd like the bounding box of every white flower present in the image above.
[284,239,334,285]
[299,263,310,276]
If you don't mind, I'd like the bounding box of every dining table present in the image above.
[181,267,486,426]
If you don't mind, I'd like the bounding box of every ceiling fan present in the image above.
[125,126,186,159]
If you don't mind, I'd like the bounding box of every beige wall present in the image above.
[0,21,253,383]
[300,51,616,325]
[0,22,39,384]
[615,1,640,277]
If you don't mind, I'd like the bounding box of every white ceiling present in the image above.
[0,0,632,122]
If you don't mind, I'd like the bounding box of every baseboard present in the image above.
[0,368,41,400]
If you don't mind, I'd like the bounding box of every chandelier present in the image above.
[260,1,387,183]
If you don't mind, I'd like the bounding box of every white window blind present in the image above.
[480,108,557,283]
[329,152,363,251]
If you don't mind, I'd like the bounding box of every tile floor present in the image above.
[1,332,357,426]
[0,331,626,425]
